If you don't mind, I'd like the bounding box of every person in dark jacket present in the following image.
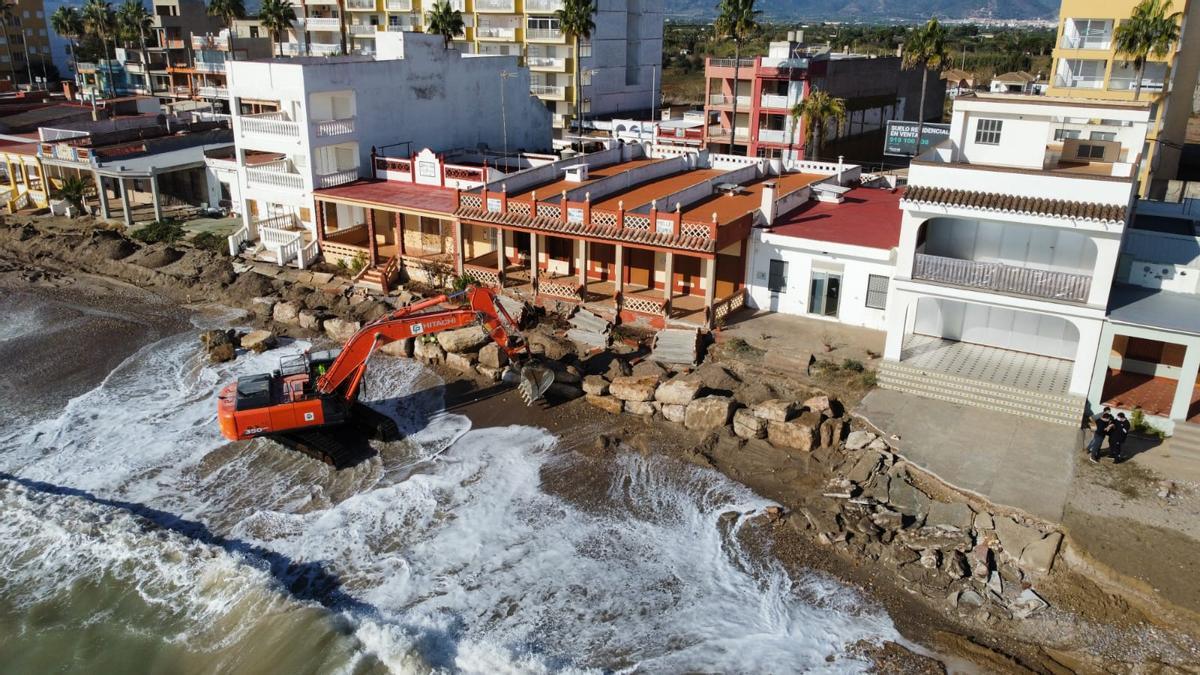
[1109,412,1131,462]
[1086,408,1112,462]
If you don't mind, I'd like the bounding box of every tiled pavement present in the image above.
[901,334,1073,396]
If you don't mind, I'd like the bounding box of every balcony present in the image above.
[240,111,301,140]
[1059,19,1112,50]
[1054,73,1104,89]
[304,17,341,31]
[475,0,515,11]
[193,60,225,73]
[192,34,229,50]
[757,56,809,76]
[346,0,375,9]
[912,253,1092,303]
[314,117,355,137]
[349,24,377,35]
[385,0,411,9]
[246,160,305,191]
[526,28,565,42]
[527,56,566,71]
[526,0,563,10]
[707,94,751,108]
[757,128,791,144]
[383,23,418,31]
[197,85,229,98]
[308,43,343,56]
[706,125,749,141]
[530,83,566,99]
[709,58,756,69]
[315,168,359,189]
[759,93,789,109]
[166,39,185,49]
[476,26,516,40]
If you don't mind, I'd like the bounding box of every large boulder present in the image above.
[586,395,623,415]
[752,399,799,423]
[926,501,975,531]
[631,360,671,381]
[414,339,445,364]
[547,382,584,400]
[625,400,658,416]
[887,478,932,516]
[655,377,702,406]
[846,430,877,450]
[478,342,509,369]
[272,301,301,325]
[240,330,277,354]
[527,329,575,361]
[692,362,741,393]
[733,408,767,439]
[445,351,476,373]
[380,337,415,358]
[610,376,660,402]
[298,309,325,332]
[582,375,609,396]
[767,420,818,451]
[1019,532,1063,575]
[684,396,735,431]
[436,325,489,353]
[325,318,362,343]
[803,394,833,416]
[994,517,1044,562]
[661,403,687,423]
[208,342,236,363]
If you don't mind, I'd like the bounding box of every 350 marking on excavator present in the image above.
[244,426,269,435]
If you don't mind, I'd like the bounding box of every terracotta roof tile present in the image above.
[903,185,1126,224]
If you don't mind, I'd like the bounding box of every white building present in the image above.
[746,183,899,331]
[226,31,552,267]
[878,93,1152,426]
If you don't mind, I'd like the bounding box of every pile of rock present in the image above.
[199,328,278,363]
[795,430,1059,622]
[585,366,848,452]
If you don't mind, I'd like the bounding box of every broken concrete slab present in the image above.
[1018,532,1063,575]
[926,501,975,531]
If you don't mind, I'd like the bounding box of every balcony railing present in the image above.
[530,84,566,98]
[1053,73,1103,89]
[383,23,417,31]
[192,34,229,50]
[526,0,563,10]
[348,24,377,35]
[760,93,789,109]
[385,0,411,9]
[308,43,343,56]
[246,162,305,191]
[476,26,516,39]
[757,128,790,144]
[708,57,756,69]
[528,56,566,70]
[346,0,375,9]
[240,111,301,139]
[707,94,751,107]
[193,60,225,73]
[315,168,359,189]
[304,17,341,31]
[526,28,564,41]
[912,253,1092,303]
[314,117,355,137]
[1108,76,1165,92]
[197,85,229,98]
[1060,34,1111,50]
[475,0,515,11]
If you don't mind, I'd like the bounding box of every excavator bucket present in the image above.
[516,363,555,405]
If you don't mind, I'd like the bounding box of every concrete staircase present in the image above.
[877,360,1086,427]
[1169,423,1200,469]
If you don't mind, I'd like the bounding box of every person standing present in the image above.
[1110,412,1131,463]
[1087,409,1112,463]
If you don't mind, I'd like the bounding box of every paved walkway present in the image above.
[902,335,1073,396]
[857,388,1081,521]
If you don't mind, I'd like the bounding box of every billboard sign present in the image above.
[883,121,951,157]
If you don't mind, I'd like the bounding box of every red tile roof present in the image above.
[315,179,457,215]
[767,187,904,250]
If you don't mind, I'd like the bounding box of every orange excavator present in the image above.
[217,285,555,467]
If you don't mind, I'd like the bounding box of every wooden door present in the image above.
[627,248,653,288]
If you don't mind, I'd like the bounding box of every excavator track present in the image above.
[267,403,398,469]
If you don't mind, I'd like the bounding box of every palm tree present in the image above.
[258,0,296,57]
[791,89,845,162]
[207,0,245,58]
[82,0,117,98]
[901,17,949,156]
[57,175,89,214]
[556,0,596,143]
[0,1,17,88]
[714,0,759,154]
[1113,0,1181,100]
[50,7,83,74]
[425,1,463,49]
[117,0,152,93]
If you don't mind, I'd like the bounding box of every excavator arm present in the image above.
[314,286,550,404]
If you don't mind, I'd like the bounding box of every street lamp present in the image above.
[499,69,516,169]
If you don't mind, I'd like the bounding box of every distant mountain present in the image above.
[663,0,1061,22]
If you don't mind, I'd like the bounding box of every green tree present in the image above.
[714,0,760,153]
[902,17,950,155]
[117,0,152,92]
[1113,0,1181,100]
[425,1,463,49]
[82,0,117,97]
[207,0,245,58]
[57,175,89,213]
[556,0,596,143]
[257,0,296,57]
[50,6,84,74]
[791,89,845,162]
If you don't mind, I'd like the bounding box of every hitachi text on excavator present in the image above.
[217,286,555,467]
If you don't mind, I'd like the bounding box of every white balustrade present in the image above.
[315,168,360,188]
[314,117,355,137]
[913,253,1092,303]
[530,84,566,98]
[239,112,301,140]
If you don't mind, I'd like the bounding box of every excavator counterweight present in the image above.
[216,286,554,467]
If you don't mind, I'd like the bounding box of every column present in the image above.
[453,220,464,275]
[366,208,378,267]
[315,202,327,241]
[149,173,163,223]
[663,251,674,313]
[495,227,505,274]
[614,244,624,295]
[394,212,405,256]
[1170,339,1200,421]
[577,239,588,286]
[704,256,716,307]
[93,171,110,219]
[529,232,539,292]
[118,178,132,227]
[1086,323,1117,416]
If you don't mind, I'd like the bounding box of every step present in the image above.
[877,361,1084,427]
[652,328,700,364]
[569,308,611,334]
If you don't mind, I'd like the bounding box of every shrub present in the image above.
[452,272,477,292]
[841,358,865,372]
[132,220,185,244]
[860,371,878,387]
[191,231,228,255]
[1129,408,1165,440]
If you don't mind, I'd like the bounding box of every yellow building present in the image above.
[285,0,663,138]
[1,0,54,89]
[1047,0,1200,195]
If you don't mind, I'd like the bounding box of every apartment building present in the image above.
[1047,0,1200,195]
[877,93,1152,426]
[283,0,662,137]
[702,38,944,161]
[226,31,552,268]
[0,0,54,88]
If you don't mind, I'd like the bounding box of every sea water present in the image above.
[0,310,899,673]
